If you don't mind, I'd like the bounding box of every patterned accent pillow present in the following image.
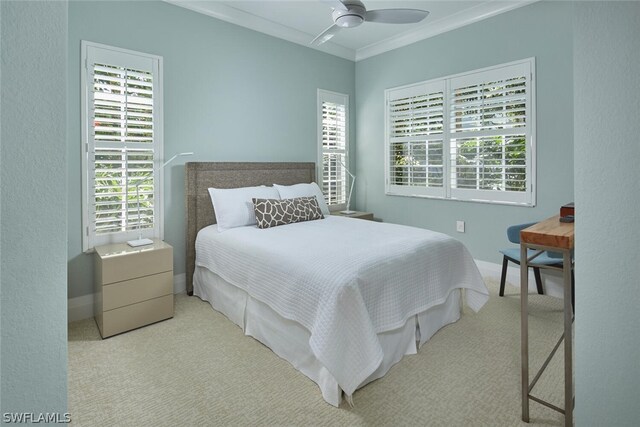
[252,196,324,229]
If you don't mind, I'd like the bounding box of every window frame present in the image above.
[317,89,350,211]
[385,80,447,199]
[81,41,164,252]
[384,58,536,207]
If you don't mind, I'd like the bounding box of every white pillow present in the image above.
[208,186,280,232]
[273,182,330,216]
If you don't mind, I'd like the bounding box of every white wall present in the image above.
[0,0,68,415]
[574,2,640,424]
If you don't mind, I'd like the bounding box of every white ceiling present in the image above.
[165,0,536,61]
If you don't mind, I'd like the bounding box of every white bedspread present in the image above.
[195,216,489,397]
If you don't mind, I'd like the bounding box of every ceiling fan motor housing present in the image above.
[311,0,429,46]
[332,2,366,28]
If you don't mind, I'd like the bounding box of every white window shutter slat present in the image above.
[449,63,531,199]
[385,58,535,206]
[386,81,446,198]
[82,42,163,251]
[318,90,349,208]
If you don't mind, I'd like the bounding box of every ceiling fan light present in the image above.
[336,14,364,28]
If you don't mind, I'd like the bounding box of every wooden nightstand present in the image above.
[94,239,174,338]
[331,211,374,221]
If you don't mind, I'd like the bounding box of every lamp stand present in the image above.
[127,238,154,247]
[339,160,356,215]
[126,151,194,247]
[127,182,154,247]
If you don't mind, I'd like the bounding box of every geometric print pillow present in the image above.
[252,196,324,229]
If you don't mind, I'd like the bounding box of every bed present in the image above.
[185,162,489,406]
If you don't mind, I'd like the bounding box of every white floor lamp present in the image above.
[339,160,356,215]
[127,152,193,247]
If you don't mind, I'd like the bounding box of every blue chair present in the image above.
[499,222,564,297]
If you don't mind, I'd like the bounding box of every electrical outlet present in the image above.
[456,220,465,233]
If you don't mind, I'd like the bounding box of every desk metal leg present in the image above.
[520,217,573,424]
[563,249,573,426]
[521,243,530,422]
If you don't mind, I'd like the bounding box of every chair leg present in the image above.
[499,256,509,297]
[571,269,575,314]
[533,267,544,295]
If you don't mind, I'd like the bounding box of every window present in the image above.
[317,90,349,210]
[81,42,163,251]
[385,58,535,206]
[387,81,445,198]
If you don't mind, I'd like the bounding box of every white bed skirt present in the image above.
[193,265,462,406]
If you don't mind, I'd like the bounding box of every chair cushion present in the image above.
[499,248,564,265]
[506,222,538,244]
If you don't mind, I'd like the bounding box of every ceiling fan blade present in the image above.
[365,9,429,24]
[311,24,341,46]
[320,0,348,12]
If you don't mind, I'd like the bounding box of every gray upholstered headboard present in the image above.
[184,162,316,294]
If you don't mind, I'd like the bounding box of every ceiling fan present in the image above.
[311,0,430,45]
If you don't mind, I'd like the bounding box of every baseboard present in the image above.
[68,272,188,323]
[67,293,95,323]
[474,259,565,299]
[173,272,186,294]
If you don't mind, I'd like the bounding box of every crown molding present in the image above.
[164,0,356,61]
[165,1,538,63]
[355,1,538,61]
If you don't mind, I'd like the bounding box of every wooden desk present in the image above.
[520,215,574,426]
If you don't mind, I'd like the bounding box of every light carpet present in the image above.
[68,278,567,426]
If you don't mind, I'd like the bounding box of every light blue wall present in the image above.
[0,1,3,406]
[355,1,574,264]
[0,0,3,407]
[574,2,640,424]
[67,1,355,298]
[1,0,68,414]
[0,0,635,420]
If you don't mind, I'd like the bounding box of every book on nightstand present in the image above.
[560,202,574,217]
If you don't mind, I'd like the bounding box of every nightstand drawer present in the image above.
[100,294,173,338]
[94,239,174,339]
[102,271,173,311]
[98,246,172,284]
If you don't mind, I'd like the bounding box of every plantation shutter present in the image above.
[319,91,349,208]
[386,81,445,198]
[384,58,534,206]
[83,43,163,250]
[449,61,532,204]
